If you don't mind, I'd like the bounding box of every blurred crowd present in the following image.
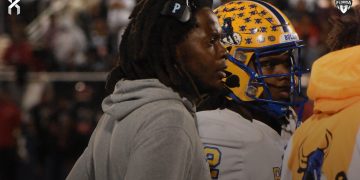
[0,0,136,72]
[0,0,358,179]
[1,81,106,180]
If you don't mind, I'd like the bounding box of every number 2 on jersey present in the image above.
[204,146,222,179]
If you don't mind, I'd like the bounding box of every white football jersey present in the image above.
[197,108,295,180]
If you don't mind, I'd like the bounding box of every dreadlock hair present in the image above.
[105,0,212,100]
[327,5,360,51]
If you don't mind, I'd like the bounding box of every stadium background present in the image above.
[0,0,358,179]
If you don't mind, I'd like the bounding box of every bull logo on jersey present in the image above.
[221,17,241,45]
[297,129,332,180]
[335,0,352,14]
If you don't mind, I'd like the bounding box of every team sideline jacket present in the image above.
[281,45,360,180]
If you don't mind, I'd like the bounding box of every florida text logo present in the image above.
[335,0,352,14]
[8,0,20,15]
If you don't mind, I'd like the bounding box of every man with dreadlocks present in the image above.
[66,0,227,179]
[281,5,360,180]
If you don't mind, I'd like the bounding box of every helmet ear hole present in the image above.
[225,74,240,88]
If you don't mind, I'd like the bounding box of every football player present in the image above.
[196,1,306,179]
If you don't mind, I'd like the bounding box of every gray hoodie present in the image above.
[66,79,211,180]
